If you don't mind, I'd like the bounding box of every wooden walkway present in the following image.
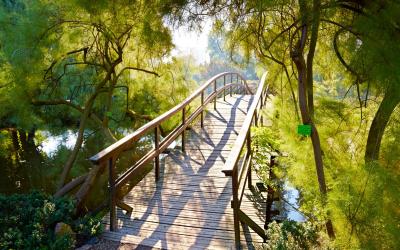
[101,95,267,249]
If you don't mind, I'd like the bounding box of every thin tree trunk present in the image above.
[54,174,88,198]
[306,0,321,118]
[57,96,97,190]
[74,161,105,213]
[293,0,335,236]
[292,27,328,195]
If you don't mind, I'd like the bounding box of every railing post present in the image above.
[214,80,217,110]
[246,130,252,189]
[264,89,268,106]
[108,157,117,231]
[182,107,185,152]
[265,155,276,229]
[232,167,241,248]
[200,91,204,128]
[223,75,226,101]
[154,126,160,181]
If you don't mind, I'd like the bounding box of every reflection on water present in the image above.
[269,179,306,223]
[0,128,156,211]
[37,130,79,156]
[281,182,306,222]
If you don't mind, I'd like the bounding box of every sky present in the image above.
[170,19,212,64]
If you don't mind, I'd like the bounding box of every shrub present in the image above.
[265,221,327,250]
[0,191,102,250]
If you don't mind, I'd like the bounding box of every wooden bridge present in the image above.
[90,72,271,249]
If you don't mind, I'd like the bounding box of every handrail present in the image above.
[89,71,252,232]
[90,72,251,165]
[221,71,269,248]
[113,82,245,190]
[223,71,269,176]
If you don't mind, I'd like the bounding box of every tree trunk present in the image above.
[292,1,335,235]
[365,88,400,162]
[57,94,98,190]
[74,162,105,213]
[54,174,88,198]
[305,0,321,118]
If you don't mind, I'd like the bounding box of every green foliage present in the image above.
[265,221,324,250]
[71,214,103,243]
[0,191,75,249]
[0,191,102,250]
[260,84,400,248]
[196,32,258,81]
[252,126,281,185]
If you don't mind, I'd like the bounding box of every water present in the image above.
[0,128,154,211]
[38,130,78,156]
[280,182,306,222]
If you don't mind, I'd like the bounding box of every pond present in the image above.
[279,181,306,222]
[0,128,155,211]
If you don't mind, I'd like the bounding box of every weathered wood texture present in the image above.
[101,95,267,249]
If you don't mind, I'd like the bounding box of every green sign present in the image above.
[297,124,312,136]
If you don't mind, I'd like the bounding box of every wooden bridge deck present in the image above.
[102,95,267,249]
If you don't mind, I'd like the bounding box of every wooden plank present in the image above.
[103,219,264,245]
[104,214,236,233]
[102,230,236,250]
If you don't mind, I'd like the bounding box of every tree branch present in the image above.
[117,66,160,79]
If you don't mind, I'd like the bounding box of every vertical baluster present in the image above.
[214,80,217,110]
[109,157,117,231]
[223,75,226,101]
[230,74,233,97]
[201,91,204,128]
[236,74,239,95]
[154,126,160,181]
[182,107,186,150]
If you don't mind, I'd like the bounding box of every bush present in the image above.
[0,191,102,250]
[265,221,328,250]
[72,214,103,244]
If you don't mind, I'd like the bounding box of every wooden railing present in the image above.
[90,72,252,231]
[222,72,269,248]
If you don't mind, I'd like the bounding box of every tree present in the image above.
[0,0,186,210]
[165,0,400,244]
